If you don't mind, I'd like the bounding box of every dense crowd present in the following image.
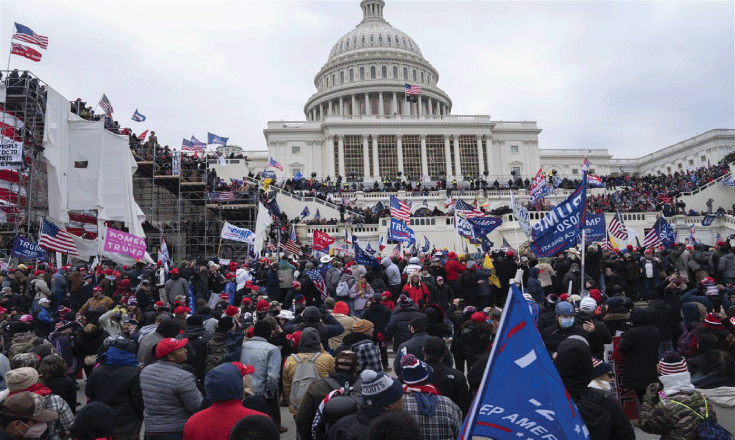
[0,236,730,440]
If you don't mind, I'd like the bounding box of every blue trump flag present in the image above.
[389,218,416,245]
[11,236,47,261]
[262,170,277,180]
[354,242,381,268]
[529,176,587,257]
[461,283,589,440]
[207,132,229,146]
[578,213,606,243]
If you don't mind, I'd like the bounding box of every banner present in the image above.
[312,230,336,251]
[0,136,23,169]
[461,284,588,440]
[103,227,147,259]
[354,242,381,268]
[578,213,606,243]
[10,235,47,261]
[528,168,549,204]
[172,151,180,176]
[262,170,276,180]
[586,174,604,187]
[389,218,416,245]
[529,176,587,257]
[220,222,254,244]
[511,193,532,237]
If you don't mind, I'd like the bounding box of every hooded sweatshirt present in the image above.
[183,363,268,440]
[381,258,401,286]
[282,327,335,413]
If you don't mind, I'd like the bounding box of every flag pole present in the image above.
[6,32,13,71]
[580,228,586,297]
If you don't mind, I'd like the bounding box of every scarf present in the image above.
[10,383,52,396]
[660,372,696,397]
[402,384,439,416]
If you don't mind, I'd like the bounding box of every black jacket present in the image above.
[617,308,662,390]
[384,305,426,351]
[45,376,77,414]
[541,324,588,355]
[647,300,677,341]
[393,331,453,374]
[86,363,144,424]
[362,302,392,336]
[426,359,472,417]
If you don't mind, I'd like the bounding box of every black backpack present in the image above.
[319,378,363,440]
[572,389,611,440]
[327,413,370,440]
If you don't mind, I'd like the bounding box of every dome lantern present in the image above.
[361,0,385,21]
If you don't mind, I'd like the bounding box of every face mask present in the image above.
[559,317,575,328]
[21,422,47,439]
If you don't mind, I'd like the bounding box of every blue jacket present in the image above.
[239,336,281,399]
[680,288,732,312]
[52,271,67,294]
[37,307,54,324]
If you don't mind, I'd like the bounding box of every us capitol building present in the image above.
[244,0,733,183]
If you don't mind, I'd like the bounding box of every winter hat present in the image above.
[256,299,270,312]
[241,297,252,306]
[286,331,302,349]
[423,336,447,358]
[154,301,165,307]
[252,320,271,338]
[10,353,39,370]
[186,315,204,327]
[294,294,306,304]
[157,319,182,338]
[292,281,301,289]
[658,351,688,376]
[704,313,723,328]
[587,289,602,304]
[5,367,39,392]
[680,302,702,323]
[702,277,719,296]
[382,291,391,300]
[471,311,487,322]
[591,357,612,378]
[225,305,239,317]
[352,319,374,334]
[462,306,476,316]
[360,370,404,408]
[70,401,113,440]
[559,293,570,301]
[173,306,188,315]
[333,301,350,315]
[399,354,433,385]
[204,363,244,402]
[372,292,382,302]
[218,316,234,330]
[579,298,598,313]
[302,306,320,322]
[398,294,412,308]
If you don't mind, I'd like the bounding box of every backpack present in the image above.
[327,414,370,440]
[572,389,611,440]
[289,352,322,411]
[318,378,363,440]
[670,396,734,440]
[336,279,351,297]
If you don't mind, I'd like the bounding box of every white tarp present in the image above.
[43,87,146,238]
[253,202,272,253]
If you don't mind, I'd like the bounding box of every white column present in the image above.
[396,134,404,175]
[326,137,336,178]
[485,136,493,176]
[338,97,343,116]
[337,135,345,178]
[378,92,384,116]
[365,92,371,115]
[417,95,423,116]
[453,135,462,179]
[392,91,397,115]
[443,135,452,179]
[351,94,357,116]
[420,134,429,181]
[476,135,485,177]
[372,135,380,180]
[328,100,333,116]
[362,135,370,180]
[318,105,322,121]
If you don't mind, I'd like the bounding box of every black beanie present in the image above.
[253,320,271,338]
[186,315,204,327]
[70,401,113,440]
[218,316,234,330]
[157,319,181,338]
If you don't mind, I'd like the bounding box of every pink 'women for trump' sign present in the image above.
[103,227,147,258]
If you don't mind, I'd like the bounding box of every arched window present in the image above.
[379,34,383,42]
[350,69,354,81]
[409,41,413,50]
[381,66,387,78]
[354,37,357,46]
[420,72,424,82]
[413,69,417,81]
[332,74,336,86]
[370,34,374,43]
[345,39,349,48]
[362,35,365,44]
[402,38,406,46]
[387,35,392,43]
[326,77,329,87]
[360,67,365,80]
[403,67,408,79]
[393,66,398,78]
[370,66,376,79]
[340,42,343,51]
[340,71,344,83]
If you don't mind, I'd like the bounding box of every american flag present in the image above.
[378,235,386,251]
[501,237,516,254]
[266,242,276,252]
[12,23,48,49]
[268,157,284,171]
[405,83,422,95]
[99,94,114,116]
[601,234,612,251]
[608,212,628,241]
[390,195,411,222]
[279,226,301,255]
[191,136,207,149]
[39,219,78,256]
[643,226,660,249]
[716,233,727,246]
[391,243,401,257]
[454,198,484,218]
[305,270,328,299]
[207,191,235,201]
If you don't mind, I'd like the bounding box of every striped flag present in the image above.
[608,212,628,241]
[99,94,114,116]
[689,223,697,245]
[405,83,421,95]
[601,234,612,251]
[378,235,386,251]
[454,198,485,218]
[716,233,727,247]
[266,242,276,252]
[305,270,328,299]
[390,195,411,222]
[391,243,401,257]
[501,237,516,254]
[39,219,78,256]
[12,23,48,49]
[131,109,146,122]
[643,223,660,249]
[279,226,301,255]
[268,157,284,171]
[10,43,41,62]
[207,191,235,201]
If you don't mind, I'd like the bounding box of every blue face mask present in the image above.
[559,317,575,328]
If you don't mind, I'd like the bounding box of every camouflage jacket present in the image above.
[640,388,716,440]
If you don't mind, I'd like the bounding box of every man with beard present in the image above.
[165,268,189,307]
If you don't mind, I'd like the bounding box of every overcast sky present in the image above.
[2,1,733,159]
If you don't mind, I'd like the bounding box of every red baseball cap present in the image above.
[169,268,179,274]
[155,338,188,358]
[155,301,165,307]
[225,305,239,316]
[231,362,255,376]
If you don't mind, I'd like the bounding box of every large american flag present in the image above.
[99,94,114,116]
[268,157,284,171]
[608,212,628,241]
[39,219,78,256]
[716,233,727,247]
[305,270,328,299]
[207,191,235,201]
[391,243,401,257]
[454,198,485,218]
[501,237,516,254]
[12,23,48,49]
[405,83,422,95]
[279,226,301,255]
[643,226,660,249]
[390,195,411,222]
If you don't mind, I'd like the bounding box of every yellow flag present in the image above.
[483,254,502,288]
[609,233,619,250]
[329,246,335,257]
[262,178,272,191]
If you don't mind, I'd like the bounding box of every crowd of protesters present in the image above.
[0,233,730,439]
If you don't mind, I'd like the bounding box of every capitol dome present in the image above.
[304,0,452,120]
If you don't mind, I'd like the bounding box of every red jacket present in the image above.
[444,258,466,281]
[402,282,430,304]
[183,400,268,440]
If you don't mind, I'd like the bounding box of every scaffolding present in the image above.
[0,70,49,255]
